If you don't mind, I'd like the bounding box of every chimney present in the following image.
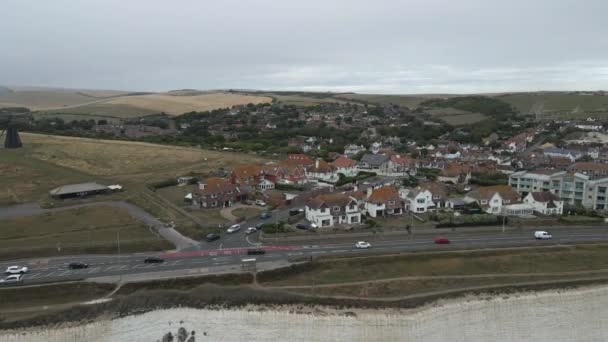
[366,186,373,199]
[315,159,319,169]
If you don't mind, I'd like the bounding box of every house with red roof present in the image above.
[331,156,357,177]
[364,186,403,217]
[193,177,250,208]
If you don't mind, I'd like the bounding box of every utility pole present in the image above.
[117,230,122,283]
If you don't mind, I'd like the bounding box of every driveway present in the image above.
[0,201,199,251]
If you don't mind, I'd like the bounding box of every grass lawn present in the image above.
[232,207,263,220]
[560,215,604,223]
[0,282,115,311]
[261,244,608,286]
[0,206,172,260]
[156,185,192,207]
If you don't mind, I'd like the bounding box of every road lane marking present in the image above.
[105,265,129,272]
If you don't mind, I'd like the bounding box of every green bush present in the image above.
[147,178,179,191]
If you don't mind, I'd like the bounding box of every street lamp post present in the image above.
[117,230,122,283]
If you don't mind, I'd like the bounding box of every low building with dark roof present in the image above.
[49,182,109,199]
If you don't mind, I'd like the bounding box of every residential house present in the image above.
[306,160,339,183]
[388,154,416,174]
[287,154,315,167]
[344,144,366,158]
[370,142,382,154]
[331,156,358,177]
[305,193,361,227]
[364,186,403,217]
[359,154,389,170]
[523,192,564,215]
[437,164,471,184]
[417,182,448,209]
[465,185,520,214]
[192,177,249,209]
[400,188,435,213]
[231,164,263,186]
[504,131,534,152]
[569,162,608,179]
[543,147,583,162]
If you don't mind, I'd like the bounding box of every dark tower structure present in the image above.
[3,126,22,148]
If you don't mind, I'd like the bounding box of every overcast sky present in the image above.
[2,0,607,94]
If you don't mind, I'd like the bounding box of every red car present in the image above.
[434,236,450,244]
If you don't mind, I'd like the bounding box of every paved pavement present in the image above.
[2,226,608,287]
[0,201,199,250]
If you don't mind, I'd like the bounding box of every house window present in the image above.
[211,201,217,207]
[227,190,232,194]
[333,206,340,212]
[320,208,327,214]
[351,216,359,223]
[417,199,425,204]
[388,200,395,205]
[349,203,356,210]
[481,200,487,204]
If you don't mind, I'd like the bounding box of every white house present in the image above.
[344,144,366,158]
[523,192,564,215]
[331,156,358,177]
[400,188,435,213]
[257,179,275,192]
[370,142,382,154]
[305,193,361,227]
[464,185,520,215]
[306,160,339,183]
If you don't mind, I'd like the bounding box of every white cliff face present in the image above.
[2,285,608,342]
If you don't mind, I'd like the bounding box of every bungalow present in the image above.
[364,186,403,217]
[523,192,564,215]
[305,193,361,227]
[331,156,358,177]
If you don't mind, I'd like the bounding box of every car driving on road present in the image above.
[5,266,28,275]
[534,231,552,240]
[434,236,450,244]
[355,241,371,249]
[245,227,258,234]
[144,256,164,263]
[68,262,88,269]
[0,274,23,284]
[227,224,241,233]
[206,233,221,242]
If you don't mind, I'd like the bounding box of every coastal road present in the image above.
[3,226,608,286]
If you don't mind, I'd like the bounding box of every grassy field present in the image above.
[498,92,608,118]
[270,94,350,106]
[41,102,159,119]
[427,107,487,125]
[261,245,608,286]
[0,90,102,111]
[333,94,440,109]
[19,133,265,183]
[0,206,171,259]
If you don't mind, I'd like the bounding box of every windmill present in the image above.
[0,114,25,148]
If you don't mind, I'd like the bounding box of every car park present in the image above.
[5,266,28,274]
[534,231,552,240]
[0,274,23,284]
[434,236,450,244]
[144,256,164,263]
[68,262,88,269]
[259,212,272,219]
[245,227,258,235]
[355,241,371,249]
[227,224,241,233]
[255,200,267,207]
[206,233,221,242]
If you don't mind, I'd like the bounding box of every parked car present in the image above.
[247,248,266,255]
[68,262,88,269]
[355,241,371,249]
[144,256,164,263]
[255,223,264,230]
[245,227,258,235]
[5,266,28,275]
[259,212,272,219]
[295,223,311,230]
[434,236,450,244]
[227,224,241,233]
[206,233,221,242]
[255,199,267,207]
[0,274,23,284]
[534,231,552,240]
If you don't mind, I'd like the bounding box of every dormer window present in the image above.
[481,200,487,204]
[388,200,395,205]
[333,206,340,212]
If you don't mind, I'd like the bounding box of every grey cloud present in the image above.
[1,0,607,93]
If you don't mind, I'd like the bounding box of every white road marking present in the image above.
[105,265,129,272]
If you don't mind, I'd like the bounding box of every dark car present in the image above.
[144,256,164,263]
[259,212,272,219]
[68,262,88,269]
[206,233,221,242]
[247,248,266,255]
[434,236,450,244]
[255,222,264,230]
[295,223,311,230]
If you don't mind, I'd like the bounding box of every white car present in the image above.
[534,231,552,240]
[0,274,23,284]
[227,224,241,233]
[355,241,371,249]
[255,200,267,207]
[245,227,258,235]
[5,266,28,275]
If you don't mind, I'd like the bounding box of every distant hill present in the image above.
[496,92,608,120]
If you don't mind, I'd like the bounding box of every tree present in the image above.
[97,119,108,125]
[576,155,594,162]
